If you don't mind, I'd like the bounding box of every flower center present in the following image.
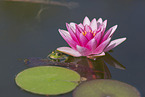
[82,31,87,36]
[82,30,96,36]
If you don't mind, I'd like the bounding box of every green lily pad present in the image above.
[15,66,80,95]
[73,79,141,97]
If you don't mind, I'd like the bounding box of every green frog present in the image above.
[47,50,68,62]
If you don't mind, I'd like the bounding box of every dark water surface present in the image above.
[0,0,145,97]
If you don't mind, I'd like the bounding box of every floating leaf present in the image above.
[15,66,80,95]
[74,79,141,97]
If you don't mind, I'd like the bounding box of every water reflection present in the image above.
[0,1,72,43]
[4,0,79,9]
[24,52,125,81]
[103,53,126,70]
[66,56,112,80]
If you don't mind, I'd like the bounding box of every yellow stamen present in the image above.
[82,31,87,36]
[84,31,87,35]
[89,30,94,34]
[82,32,85,36]
[93,32,96,36]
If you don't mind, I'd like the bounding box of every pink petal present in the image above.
[84,25,92,32]
[101,25,118,42]
[103,20,107,28]
[57,47,82,57]
[69,22,76,30]
[93,52,105,56]
[75,25,82,39]
[109,25,118,37]
[104,37,126,52]
[78,23,84,29]
[97,18,103,23]
[97,25,104,36]
[58,29,71,38]
[94,38,111,54]
[66,23,79,43]
[76,45,91,56]
[101,20,107,36]
[83,16,90,26]
[79,34,89,46]
[90,18,97,31]
[86,38,97,51]
[58,29,77,49]
[94,31,102,45]
[85,32,94,40]
[87,52,105,59]
[97,18,103,28]
[76,24,84,32]
[101,28,112,42]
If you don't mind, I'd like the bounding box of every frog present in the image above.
[47,50,68,62]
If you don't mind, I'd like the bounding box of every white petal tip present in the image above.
[58,29,64,33]
[122,37,127,41]
[98,18,103,23]
[84,16,89,19]
[104,20,107,22]
[83,16,90,26]
[114,25,118,28]
[116,37,127,43]
[103,20,107,24]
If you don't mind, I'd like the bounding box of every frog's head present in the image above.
[48,51,66,59]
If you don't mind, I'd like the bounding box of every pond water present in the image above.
[0,0,145,97]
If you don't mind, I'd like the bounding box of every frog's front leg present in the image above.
[52,59,60,62]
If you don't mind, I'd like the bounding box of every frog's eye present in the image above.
[57,53,62,56]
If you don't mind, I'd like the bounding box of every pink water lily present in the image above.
[57,16,126,58]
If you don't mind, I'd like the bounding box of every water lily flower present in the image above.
[57,16,126,58]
